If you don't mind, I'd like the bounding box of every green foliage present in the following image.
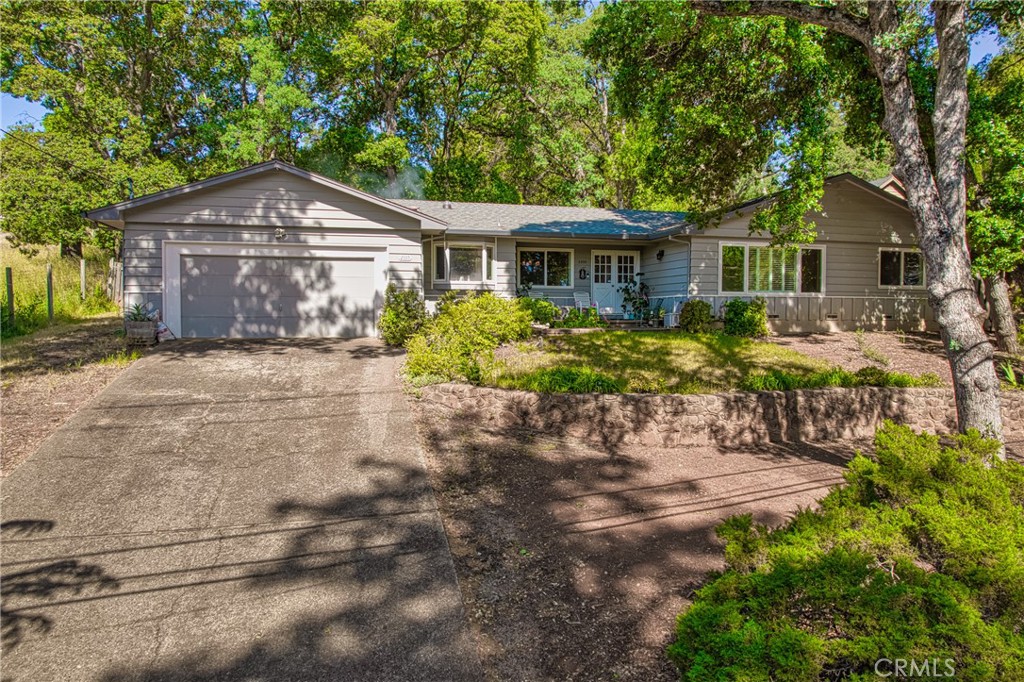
[379,283,426,347]
[553,307,605,329]
[678,300,714,334]
[0,244,116,339]
[501,366,622,394]
[124,303,157,322]
[487,331,829,395]
[669,422,1024,680]
[518,296,560,326]
[967,44,1024,279]
[740,366,944,392]
[404,292,532,383]
[723,297,769,338]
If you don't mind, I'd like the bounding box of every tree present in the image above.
[967,40,1024,355]
[595,1,1015,455]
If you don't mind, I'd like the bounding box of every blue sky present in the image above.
[0,29,1006,134]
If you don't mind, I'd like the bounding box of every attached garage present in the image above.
[86,161,445,339]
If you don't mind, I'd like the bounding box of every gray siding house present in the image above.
[86,160,934,339]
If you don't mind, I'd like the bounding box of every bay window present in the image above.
[720,243,824,294]
[433,243,493,284]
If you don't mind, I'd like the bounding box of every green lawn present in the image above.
[489,331,834,394]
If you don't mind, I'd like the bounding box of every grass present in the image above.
[854,328,891,366]
[488,331,834,394]
[1,241,118,339]
[487,331,944,394]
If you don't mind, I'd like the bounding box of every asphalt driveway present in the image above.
[1,339,482,682]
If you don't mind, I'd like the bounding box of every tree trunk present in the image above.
[987,273,1021,355]
[692,0,1006,457]
[864,3,1003,456]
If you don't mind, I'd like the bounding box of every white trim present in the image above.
[432,240,496,287]
[877,247,927,290]
[717,241,826,296]
[516,247,575,289]
[162,240,388,338]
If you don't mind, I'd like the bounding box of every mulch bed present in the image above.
[413,398,862,681]
[770,330,954,381]
[1,316,142,476]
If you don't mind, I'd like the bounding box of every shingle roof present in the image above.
[390,199,687,239]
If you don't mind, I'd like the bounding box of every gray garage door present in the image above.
[180,255,377,338]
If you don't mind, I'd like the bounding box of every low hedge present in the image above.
[678,300,714,333]
[669,422,1024,681]
[519,296,560,325]
[740,366,944,391]
[404,292,532,382]
[724,297,769,338]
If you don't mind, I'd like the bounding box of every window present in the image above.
[748,246,797,293]
[434,245,447,281]
[879,249,925,288]
[518,249,573,288]
[719,243,824,295]
[433,244,492,283]
[800,248,823,293]
[450,246,482,283]
[722,245,745,292]
[616,254,636,284]
[593,254,612,284]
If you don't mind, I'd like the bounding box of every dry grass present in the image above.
[490,331,831,394]
[1,315,140,476]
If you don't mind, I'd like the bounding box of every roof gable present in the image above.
[85,161,447,230]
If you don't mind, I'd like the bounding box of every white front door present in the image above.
[592,250,638,315]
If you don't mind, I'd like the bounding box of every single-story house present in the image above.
[85,160,935,339]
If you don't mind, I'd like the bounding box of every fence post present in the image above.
[4,267,13,323]
[46,263,54,322]
[80,258,87,300]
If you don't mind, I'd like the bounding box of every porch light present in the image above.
[656,249,665,261]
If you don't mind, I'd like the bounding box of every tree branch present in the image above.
[933,1,970,237]
[691,1,872,45]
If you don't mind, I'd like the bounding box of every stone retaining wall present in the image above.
[420,384,1024,449]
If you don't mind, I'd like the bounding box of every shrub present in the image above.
[677,300,714,334]
[378,284,426,346]
[404,292,532,382]
[669,422,1024,681]
[723,297,769,338]
[740,366,944,391]
[553,307,604,329]
[518,297,560,326]
[434,289,475,315]
[507,366,622,394]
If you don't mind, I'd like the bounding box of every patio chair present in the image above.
[663,300,684,328]
[573,292,592,311]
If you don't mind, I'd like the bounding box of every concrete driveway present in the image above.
[1,339,482,682]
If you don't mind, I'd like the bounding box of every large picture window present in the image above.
[518,249,573,288]
[434,244,492,284]
[879,249,924,288]
[719,243,824,295]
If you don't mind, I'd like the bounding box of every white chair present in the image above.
[573,292,592,311]
[663,300,684,328]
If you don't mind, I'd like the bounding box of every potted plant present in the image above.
[125,303,158,345]
[619,278,652,321]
